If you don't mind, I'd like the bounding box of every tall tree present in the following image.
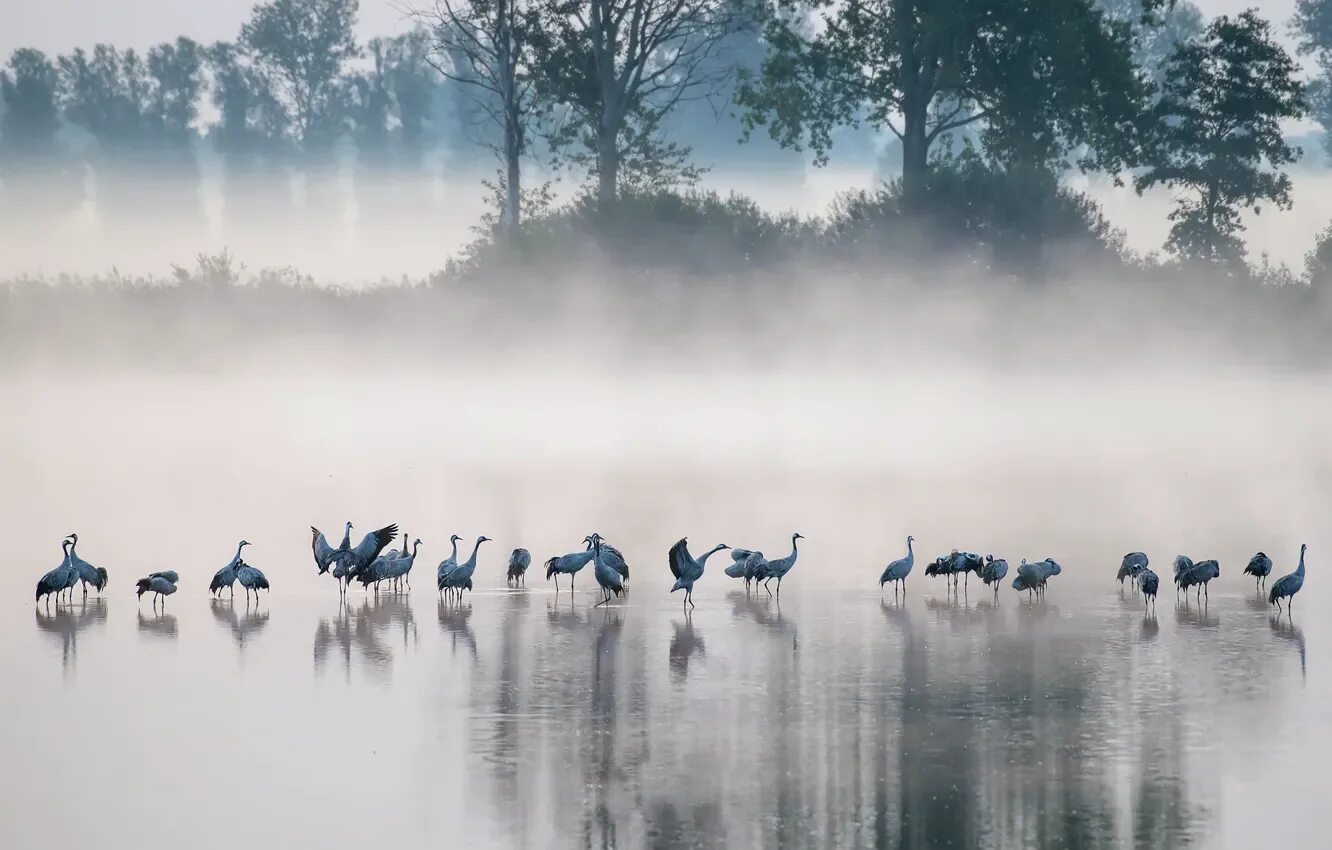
[206,41,293,223]
[0,49,78,217]
[1135,11,1306,266]
[417,0,539,232]
[739,0,1156,199]
[1293,0,1332,158]
[532,0,745,206]
[240,0,360,157]
[1098,0,1204,88]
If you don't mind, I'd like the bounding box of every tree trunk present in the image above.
[597,122,619,209]
[900,95,930,204]
[503,114,521,234]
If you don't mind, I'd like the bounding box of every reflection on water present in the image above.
[210,598,270,652]
[136,609,178,640]
[34,599,107,668]
[313,594,418,683]
[8,584,1322,848]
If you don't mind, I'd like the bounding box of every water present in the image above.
[1,570,1323,849]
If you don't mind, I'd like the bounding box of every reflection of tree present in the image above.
[34,598,107,670]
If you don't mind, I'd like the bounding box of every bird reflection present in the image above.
[729,591,795,637]
[438,599,478,660]
[1269,616,1306,681]
[137,609,178,640]
[35,598,107,669]
[313,595,415,682]
[668,613,704,683]
[210,597,270,652]
[1174,600,1219,629]
[1140,612,1160,642]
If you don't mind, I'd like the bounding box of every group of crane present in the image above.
[875,536,1054,599]
[34,524,1310,619]
[1115,545,1308,614]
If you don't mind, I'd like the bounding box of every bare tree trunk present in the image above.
[597,121,619,208]
[504,112,522,233]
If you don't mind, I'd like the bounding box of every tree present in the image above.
[240,0,360,156]
[1098,0,1204,88]
[206,41,293,223]
[532,0,745,207]
[0,49,78,217]
[416,0,538,232]
[1135,11,1306,266]
[739,0,1157,199]
[1293,0,1332,158]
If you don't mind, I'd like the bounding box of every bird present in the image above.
[957,552,985,589]
[761,533,804,596]
[1117,552,1148,589]
[36,537,78,606]
[590,534,626,607]
[441,536,490,602]
[380,539,421,591]
[667,538,730,609]
[311,522,350,575]
[66,534,107,601]
[210,541,248,597]
[506,548,531,586]
[879,535,915,595]
[725,548,764,584]
[236,560,270,603]
[147,570,180,585]
[586,534,630,583]
[1268,544,1307,616]
[1243,551,1273,591]
[1172,555,1195,596]
[1015,559,1046,599]
[980,555,1008,595]
[1138,567,1159,610]
[544,547,595,594]
[436,534,462,599]
[135,574,177,607]
[332,523,399,593]
[1187,559,1220,601]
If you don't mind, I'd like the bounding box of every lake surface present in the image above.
[1,568,1322,850]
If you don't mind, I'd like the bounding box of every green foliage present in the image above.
[1134,11,1306,267]
[0,49,62,158]
[739,0,1154,193]
[240,0,361,151]
[1303,221,1332,287]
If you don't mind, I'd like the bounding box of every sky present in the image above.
[0,1,1306,58]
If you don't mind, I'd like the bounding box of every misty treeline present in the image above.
[4,0,1332,291]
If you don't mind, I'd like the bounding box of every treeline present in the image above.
[3,0,1332,278]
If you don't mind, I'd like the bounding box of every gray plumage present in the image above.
[135,574,177,605]
[236,562,270,602]
[506,547,531,586]
[981,555,1008,593]
[1118,552,1149,587]
[311,523,349,574]
[586,535,629,581]
[879,535,914,593]
[725,548,765,584]
[331,523,399,590]
[379,539,421,590]
[590,534,626,606]
[440,536,490,601]
[67,534,107,600]
[1138,568,1159,609]
[36,539,77,604]
[668,538,730,608]
[437,535,462,597]
[148,570,180,585]
[544,547,595,593]
[211,541,248,597]
[1244,551,1273,590]
[1269,544,1307,615]
[760,533,804,596]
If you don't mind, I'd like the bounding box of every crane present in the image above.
[879,535,914,595]
[667,538,730,609]
[1269,544,1307,617]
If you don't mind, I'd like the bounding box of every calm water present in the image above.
[1,568,1323,850]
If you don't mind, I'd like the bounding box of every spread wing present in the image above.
[668,538,690,580]
[312,527,336,568]
[353,524,399,564]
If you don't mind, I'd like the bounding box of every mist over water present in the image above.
[2,250,1328,848]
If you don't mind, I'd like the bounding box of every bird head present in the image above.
[413,538,422,547]
[451,534,462,544]
[907,535,914,543]
[793,532,804,541]
[240,540,250,548]
[344,521,352,532]
[478,536,491,544]
[67,532,78,544]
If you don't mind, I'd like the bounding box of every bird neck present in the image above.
[1297,546,1306,574]
[450,539,459,560]
[700,545,726,565]
[906,538,913,558]
[788,537,800,561]
[410,541,419,558]
[466,539,485,565]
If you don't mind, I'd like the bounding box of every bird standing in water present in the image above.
[1269,544,1307,617]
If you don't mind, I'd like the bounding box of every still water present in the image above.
[1,571,1322,850]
